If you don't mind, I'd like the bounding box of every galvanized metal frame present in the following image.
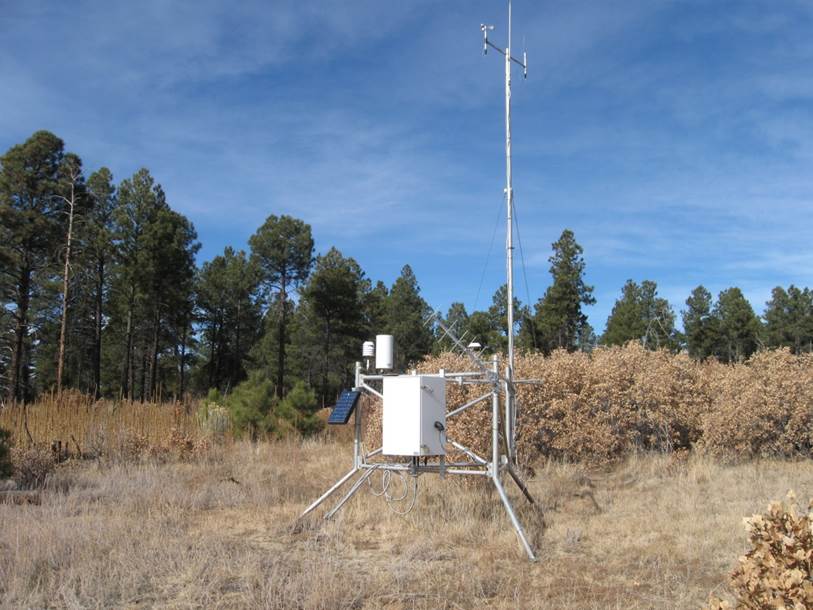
[300,1,538,561]
[300,356,538,561]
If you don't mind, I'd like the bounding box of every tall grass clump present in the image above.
[4,344,813,465]
[0,390,200,457]
[196,388,231,441]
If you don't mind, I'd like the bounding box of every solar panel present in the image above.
[328,390,361,425]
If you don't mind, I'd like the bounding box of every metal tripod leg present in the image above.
[324,466,378,520]
[490,355,536,561]
[506,462,536,505]
[300,466,359,518]
[493,471,537,561]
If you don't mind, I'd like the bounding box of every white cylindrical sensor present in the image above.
[375,335,394,370]
[362,341,375,358]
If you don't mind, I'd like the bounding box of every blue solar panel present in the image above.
[328,390,361,425]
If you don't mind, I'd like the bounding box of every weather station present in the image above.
[299,0,539,561]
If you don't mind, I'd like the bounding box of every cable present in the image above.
[367,468,419,515]
[386,471,411,502]
[512,199,538,350]
[367,469,391,497]
[474,196,505,313]
[385,475,418,516]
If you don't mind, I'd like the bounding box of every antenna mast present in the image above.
[481,0,527,463]
[299,2,539,563]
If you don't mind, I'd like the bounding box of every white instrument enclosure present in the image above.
[382,375,446,456]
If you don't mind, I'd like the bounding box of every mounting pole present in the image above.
[482,0,527,463]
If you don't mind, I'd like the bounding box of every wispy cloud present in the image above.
[1,0,812,330]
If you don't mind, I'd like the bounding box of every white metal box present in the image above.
[382,375,446,456]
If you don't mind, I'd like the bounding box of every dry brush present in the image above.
[364,344,813,464]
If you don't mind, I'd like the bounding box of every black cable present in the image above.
[512,199,538,350]
[474,196,504,313]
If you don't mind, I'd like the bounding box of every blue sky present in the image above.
[2,1,812,332]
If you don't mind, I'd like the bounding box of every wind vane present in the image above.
[481,0,528,466]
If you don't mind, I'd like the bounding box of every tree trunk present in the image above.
[208,319,217,389]
[139,345,147,403]
[213,318,221,389]
[56,191,76,395]
[178,317,188,399]
[93,258,104,400]
[148,306,160,401]
[121,285,135,400]
[172,341,179,401]
[276,277,287,398]
[234,300,241,387]
[322,318,332,405]
[9,266,32,402]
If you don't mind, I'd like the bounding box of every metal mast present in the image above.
[482,0,526,461]
[300,3,539,563]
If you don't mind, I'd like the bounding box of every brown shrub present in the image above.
[10,445,56,489]
[707,491,813,609]
[369,344,712,464]
[701,349,813,459]
[365,345,812,464]
[3,346,812,466]
[515,345,711,463]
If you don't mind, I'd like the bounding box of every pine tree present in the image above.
[295,247,368,403]
[712,287,761,363]
[225,370,277,441]
[602,280,644,346]
[764,285,813,353]
[683,286,716,360]
[249,215,314,397]
[363,280,389,337]
[141,207,199,400]
[55,153,86,394]
[196,247,262,392]
[85,168,117,398]
[487,284,523,353]
[532,229,595,354]
[439,302,469,351]
[384,265,434,369]
[0,131,68,401]
[109,169,199,400]
[602,280,676,350]
[112,168,165,399]
[277,381,322,435]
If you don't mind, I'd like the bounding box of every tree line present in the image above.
[1,131,809,406]
[447,230,811,363]
[0,132,436,405]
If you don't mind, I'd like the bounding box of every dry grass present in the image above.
[2,440,812,608]
[2,347,812,606]
[0,390,202,458]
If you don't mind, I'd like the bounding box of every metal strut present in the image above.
[490,354,537,561]
[298,1,539,561]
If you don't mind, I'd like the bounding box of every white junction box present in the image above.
[382,375,446,456]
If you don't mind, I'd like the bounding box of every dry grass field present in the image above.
[2,439,812,609]
[3,347,812,607]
